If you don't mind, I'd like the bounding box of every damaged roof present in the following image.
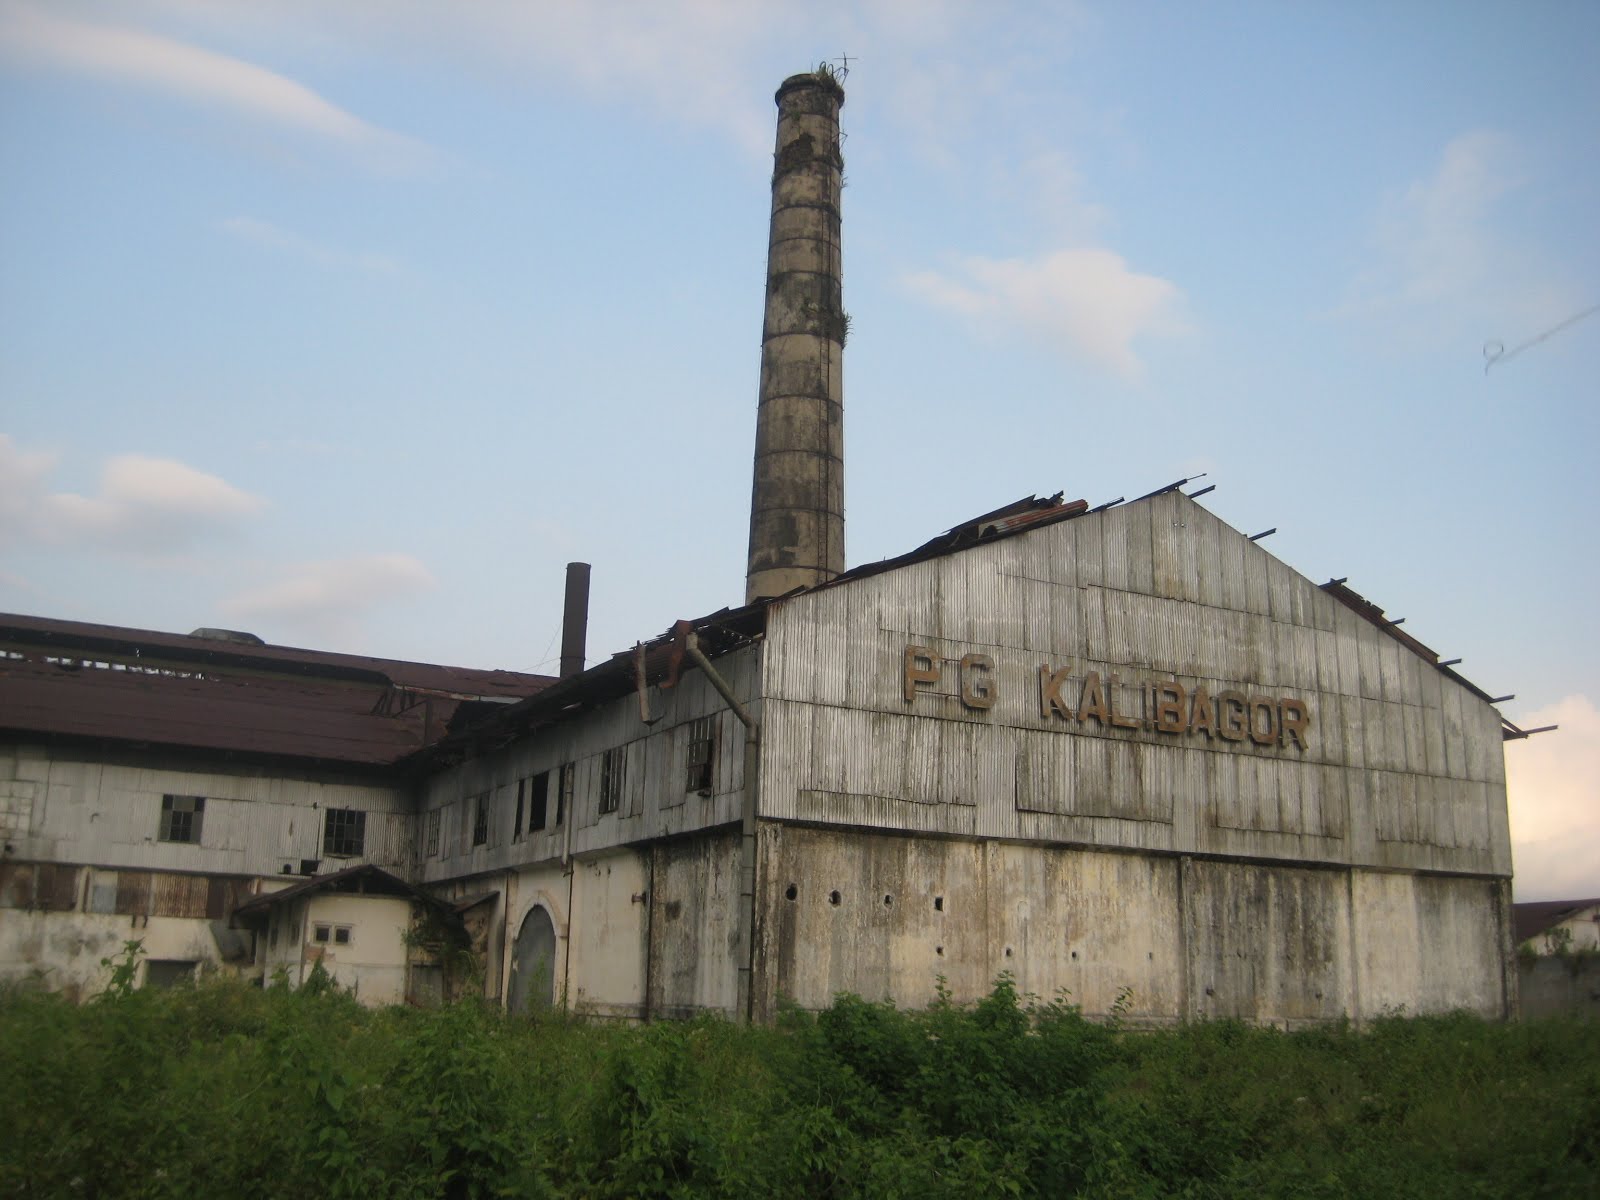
[418,481,1524,765]
[232,862,474,926]
[3,481,1528,772]
[0,613,553,769]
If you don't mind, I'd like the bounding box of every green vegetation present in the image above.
[2,971,1596,1199]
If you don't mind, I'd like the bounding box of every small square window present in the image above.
[158,794,205,844]
[333,927,351,946]
[313,924,331,943]
[323,808,366,858]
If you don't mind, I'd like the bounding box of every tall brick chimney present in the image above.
[745,71,846,604]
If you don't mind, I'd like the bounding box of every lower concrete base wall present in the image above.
[752,824,1511,1026]
[0,910,239,999]
[500,830,742,1020]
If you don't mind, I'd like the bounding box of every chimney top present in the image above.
[775,70,845,105]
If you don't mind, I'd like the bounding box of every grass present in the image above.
[1,974,1595,1198]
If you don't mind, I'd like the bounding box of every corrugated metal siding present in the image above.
[416,645,761,883]
[760,495,1508,877]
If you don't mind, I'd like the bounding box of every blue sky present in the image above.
[2,1,1595,898]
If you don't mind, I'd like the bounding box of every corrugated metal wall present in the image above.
[417,645,760,883]
[760,491,1510,879]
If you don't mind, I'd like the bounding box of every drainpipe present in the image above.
[682,632,760,1022]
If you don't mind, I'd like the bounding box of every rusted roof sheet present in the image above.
[0,613,553,769]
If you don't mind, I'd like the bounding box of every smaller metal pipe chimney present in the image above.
[559,562,591,678]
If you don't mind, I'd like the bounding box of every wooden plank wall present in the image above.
[761,491,1510,878]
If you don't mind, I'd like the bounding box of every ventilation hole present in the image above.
[934,896,944,912]
[1004,947,1013,958]
[1147,951,1153,960]
[883,894,893,907]
[828,890,841,906]
[1070,951,1078,960]
[784,883,797,901]
[936,945,945,956]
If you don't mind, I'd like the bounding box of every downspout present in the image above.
[682,632,760,1023]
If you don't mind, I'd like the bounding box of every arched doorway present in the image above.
[508,904,557,1013]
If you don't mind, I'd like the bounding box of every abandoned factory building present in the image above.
[0,70,1530,1024]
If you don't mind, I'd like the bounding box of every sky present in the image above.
[1,1,1595,900]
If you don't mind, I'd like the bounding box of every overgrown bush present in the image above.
[2,975,1596,1198]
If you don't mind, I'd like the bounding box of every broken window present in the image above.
[472,793,492,847]
[425,809,441,858]
[528,771,550,832]
[686,716,717,794]
[158,794,204,844]
[599,747,625,815]
[322,808,366,858]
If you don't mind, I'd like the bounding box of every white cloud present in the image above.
[1506,694,1600,901]
[0,2,429,170]
[220,216,402,277]
[221,553,435,644]
[0,435,264,555]
[1346,130,1579,346]
[905,247,1185,376]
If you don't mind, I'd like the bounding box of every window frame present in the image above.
[598,747,625,816]
[686,716,717,795]
[471,792,492,848]
[322,808,367,858]
[158,794,205,845]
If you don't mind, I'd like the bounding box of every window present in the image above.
[472,793,492,847]
[686,716,717,794]
[599,747,625,815]
[333,927,351,946]
[513,779,526,841]
[323,808,366,858]
[158,794,205,844]
[557,764,572,826]
[313,924,352,946]
[313,923,331,943]
[529,771,550,832]
[425,809,441,858]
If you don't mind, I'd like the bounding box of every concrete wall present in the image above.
[0,907,236,998]
[1518,956,1600,1020]
[489,831,743,1020]
[751,824,1511,1025]
[301,894,412,1005]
